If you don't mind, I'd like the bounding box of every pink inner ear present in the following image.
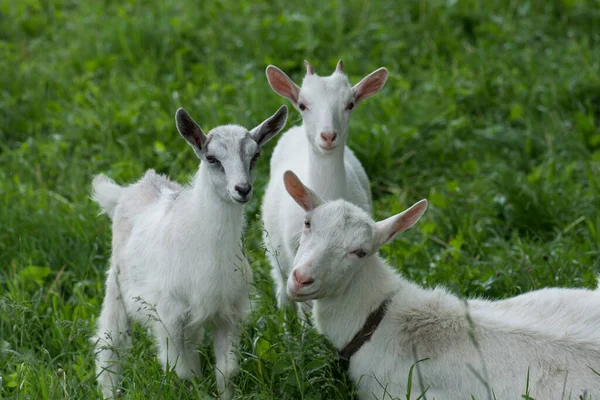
[395,202,427,232]
[355,69,388,103]
[267,68,299,101]
[193,135,202,147]
[283,172,312,210]
[384,201,427,242]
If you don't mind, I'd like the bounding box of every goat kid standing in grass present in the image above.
[282,170,600,400]
[90,106,288,399]
[261,60,388,317]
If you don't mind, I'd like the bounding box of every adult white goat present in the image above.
[91,105,288,399]
[283,170,600,400]
[262,60,388,315]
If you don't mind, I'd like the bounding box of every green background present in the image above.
[1,0,599,398]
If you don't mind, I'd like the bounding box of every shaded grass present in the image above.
[1,0,600,398]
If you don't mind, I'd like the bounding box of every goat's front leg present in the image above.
[268,251,291,310]
[182,324,204,378]
[213,319,241,400]
[152,308,195,381]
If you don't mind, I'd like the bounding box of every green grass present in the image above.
[1,0,600,398]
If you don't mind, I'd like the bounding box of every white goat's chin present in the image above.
[230,194,251,204]
[287,288,320,301]
[318,143,337,152]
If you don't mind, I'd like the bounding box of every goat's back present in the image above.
[470,287,600,345]
[110,170,181,249]
[357,283,600,399]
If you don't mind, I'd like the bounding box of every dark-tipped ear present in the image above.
[352,67,388,105]
[266,65,301,103]
[374,199,428,249]
[175,108,206,158]
[251,105,288,147]
[283,170,323,212]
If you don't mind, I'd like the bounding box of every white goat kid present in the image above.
[262,60,388,315]
[283,170,600,400]
[91,105,288,399]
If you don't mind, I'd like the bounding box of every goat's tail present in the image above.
[91,174,123,219]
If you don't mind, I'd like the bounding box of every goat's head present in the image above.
[175,106,288,204]
[282,170,427,300]
[265,60,388,154]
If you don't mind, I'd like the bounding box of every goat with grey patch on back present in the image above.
[91,105,288,399]
[261,60,388,319]
[282,170,600,400]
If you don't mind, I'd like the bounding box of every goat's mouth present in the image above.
[318,143,338,152]
[288,288,320,301]
[230,194,251,204]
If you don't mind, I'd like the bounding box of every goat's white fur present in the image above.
[91,106,287,399]
[283,171,600,399]
[261,60,388,316]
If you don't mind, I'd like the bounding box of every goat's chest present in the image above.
[181,246,249,286]
[157,235,250,300]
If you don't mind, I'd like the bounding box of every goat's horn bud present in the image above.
[304,60,314,75]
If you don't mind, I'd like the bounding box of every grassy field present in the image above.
[1,0,600,398]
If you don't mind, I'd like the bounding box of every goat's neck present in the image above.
[313,257,403,350]
[184,164,245,242]
[305,135,347,200]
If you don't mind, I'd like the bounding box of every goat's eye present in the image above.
[304,219,311,229]
[298,103,307,111]
[251,152,260,162]
[351,249,367,258]
[206,156,218,164]
[346,102,355,111]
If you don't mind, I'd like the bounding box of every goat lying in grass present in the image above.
[282,170,600,399]
[90,106,288,399]
[261,60,387,318]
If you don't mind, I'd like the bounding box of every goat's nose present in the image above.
[235,184,252,197]
[293,269,314,286]
[320,131,337,144]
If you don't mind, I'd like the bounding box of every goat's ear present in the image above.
[175,108,206,158]
[352,67,388,105]
[251,105,288,147]
[374,199,427,248]
[283,170,323,212]
[266,65,301,104]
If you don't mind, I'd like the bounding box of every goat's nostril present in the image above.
[235,184,252,197]
[320,132,337,144]
[293,269,314,286]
